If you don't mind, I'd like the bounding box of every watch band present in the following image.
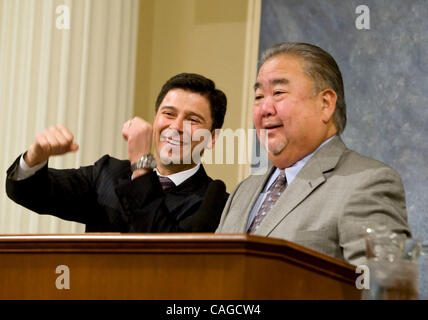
[130,154,156,171]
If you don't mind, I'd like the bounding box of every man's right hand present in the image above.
[24,125,79,167]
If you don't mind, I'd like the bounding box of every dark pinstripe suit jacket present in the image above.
[6,154,227,233]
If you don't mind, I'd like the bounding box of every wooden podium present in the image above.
[0,234,361,299]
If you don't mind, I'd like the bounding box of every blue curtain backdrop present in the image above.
[257,0,428,298]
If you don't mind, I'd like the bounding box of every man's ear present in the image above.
[319,89,337,124]
[206,129,220,149]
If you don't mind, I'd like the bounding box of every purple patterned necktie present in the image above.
[248,170,287,233]
[158,176,175,192]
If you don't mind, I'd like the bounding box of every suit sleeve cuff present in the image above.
[7,153,47,181]
[14,153,47,181]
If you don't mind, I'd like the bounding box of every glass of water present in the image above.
[366,258,419,300]
[362,226,422,300]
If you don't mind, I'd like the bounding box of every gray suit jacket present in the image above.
[216,136,411,266]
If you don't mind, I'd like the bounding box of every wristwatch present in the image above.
[130,154,157,171]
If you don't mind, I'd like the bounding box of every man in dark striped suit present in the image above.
[6,73,229,233]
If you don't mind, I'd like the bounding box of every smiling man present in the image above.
[216,42,411,266]
[6,73,228,233]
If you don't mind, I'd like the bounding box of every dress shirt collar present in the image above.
[265,135,336,191]
[155,163,201,186]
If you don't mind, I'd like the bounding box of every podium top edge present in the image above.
[0,233,259,244]
[0,233,356,271]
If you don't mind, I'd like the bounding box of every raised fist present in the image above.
[121,117,153,165]
[24,125,79,167]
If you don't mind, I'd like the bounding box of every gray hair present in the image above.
[261,42,347,134]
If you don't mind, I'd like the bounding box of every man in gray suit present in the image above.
[216,42,411,266]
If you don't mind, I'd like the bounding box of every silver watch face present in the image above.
[131,154,156,171]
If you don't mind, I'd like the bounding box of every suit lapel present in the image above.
[255,136,347,236]
[225,166,275,233]
[172,165,210,194]
[162,165,211,214]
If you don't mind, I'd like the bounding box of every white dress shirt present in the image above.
[154,164,200,186]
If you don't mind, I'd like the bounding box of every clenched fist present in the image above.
[24,125,79,167]
[122,117,154,179]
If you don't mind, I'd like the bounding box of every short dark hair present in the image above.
[261,42,347,133]
[155,73,227,131]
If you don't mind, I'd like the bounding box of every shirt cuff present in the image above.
[14,154,47,181]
